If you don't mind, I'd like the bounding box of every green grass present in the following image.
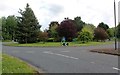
[6,42,61,47]
[2,54,38,73]
[0,53,2,75]
[70,41,114,46]
[5,41,114,47]
[2,40,11,42]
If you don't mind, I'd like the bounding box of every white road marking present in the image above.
[90,62,95,64]
[61,51,70,52]
[43,51,79,60]
[43,51,53,54]
[26,51,35,53]
[113,67,120,71]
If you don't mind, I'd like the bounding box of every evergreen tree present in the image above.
[16,3,41,43]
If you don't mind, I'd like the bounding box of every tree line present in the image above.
[1,4,120,43]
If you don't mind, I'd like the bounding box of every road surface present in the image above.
[2,44,119,73]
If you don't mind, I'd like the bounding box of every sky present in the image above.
[0,0,120,30]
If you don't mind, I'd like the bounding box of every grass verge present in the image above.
[0,53,1,75]
[69,41,114,46]
[4,41,114,47]
[2,54,42,75]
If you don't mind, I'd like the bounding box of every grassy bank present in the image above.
[2,54,40,74]
[4,41,114,47]
[0,54,1,75]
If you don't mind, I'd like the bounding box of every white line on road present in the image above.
[113,67,120,71]
[43,51,79,60]
[43,51,53,54]
[26,51,35,53]
[61,51,70,52]
[90,62,95,64]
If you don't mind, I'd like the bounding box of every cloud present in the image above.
[0,4,8,11]
[40,4,63,16]
[0,0,120,30]
[36,3,64,30]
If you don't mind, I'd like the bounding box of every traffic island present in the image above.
[90,48,120,56]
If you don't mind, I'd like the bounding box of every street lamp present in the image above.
[114,0,117,50]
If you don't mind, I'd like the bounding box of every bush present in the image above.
[77,31,93,43]
[47,38,54,42]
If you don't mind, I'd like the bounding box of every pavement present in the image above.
[2,44,119,73]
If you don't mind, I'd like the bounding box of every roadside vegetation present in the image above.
[90,48,120,56]
[4,41,114,47]
[1,3,120,74]
[1,3,119,45]
[0,62,1,75]
[2,54,40,74]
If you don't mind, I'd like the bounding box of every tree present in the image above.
[107,28,114,39]
[57,19,77,41]
[38,31,48,43]
[97,22,109,31]
[16,3,41,43]
[48,21,59,41]
[6,15,17,40]
[94,27,108,41]
[0,18,2,40]
[2,16,18,41]
[117,23,120,39]
[74,16,85,32]
[1,17,7,40]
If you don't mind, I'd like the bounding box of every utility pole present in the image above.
[114,0,117,50]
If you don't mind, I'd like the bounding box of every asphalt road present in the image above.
[2,44,119,73]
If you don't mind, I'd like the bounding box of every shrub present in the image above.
[77,31,93,43]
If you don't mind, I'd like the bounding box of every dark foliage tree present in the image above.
[74,16,85,32]
[97,22,109,31]
[57,19,77,41]
[117,23,120,39]
[94,27,108,41]
[16,3,41,43]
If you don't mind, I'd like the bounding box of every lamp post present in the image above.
[114,0,117,50]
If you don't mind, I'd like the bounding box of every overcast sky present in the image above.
[0,0,120,30]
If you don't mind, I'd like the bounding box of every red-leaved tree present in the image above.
[57,19,77,41]
[94,27,108,41]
